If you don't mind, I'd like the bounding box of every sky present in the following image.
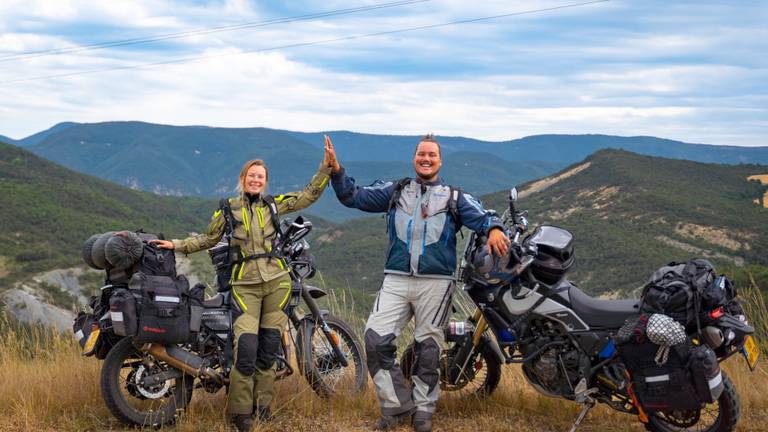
[0,0,766,146]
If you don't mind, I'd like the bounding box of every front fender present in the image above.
[304,284,328,299]
[480,333,506,364]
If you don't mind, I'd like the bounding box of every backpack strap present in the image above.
[447,185,461,223]
[219,198,236,237]
[385,178,412,232]
[387,178,412,214]
[262,194,280,234]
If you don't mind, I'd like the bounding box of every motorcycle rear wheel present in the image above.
[645,372,739,432]
[100,338,194,427]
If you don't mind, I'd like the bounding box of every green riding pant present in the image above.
[227,274,291,415]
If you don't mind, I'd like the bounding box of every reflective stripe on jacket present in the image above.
[173,165,331,283]
[331,168,502,278]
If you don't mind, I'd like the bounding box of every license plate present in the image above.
[742,335,759,371]
[83,327,101,356]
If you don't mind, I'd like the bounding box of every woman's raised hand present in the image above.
[323,134,341,173]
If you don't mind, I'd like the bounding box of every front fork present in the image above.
[297,286,350,368]
[446,309,488,384]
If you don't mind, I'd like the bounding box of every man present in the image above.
[324,134,510,432]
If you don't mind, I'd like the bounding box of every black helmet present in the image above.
[470,243,516,285]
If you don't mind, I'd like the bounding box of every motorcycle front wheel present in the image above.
[100,338,194,427]
[645,372,739,432]
[400,340,502,398]
[296,314,368,397]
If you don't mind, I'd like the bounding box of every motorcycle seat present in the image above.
[568,286,640,329]
[203,294,226,308]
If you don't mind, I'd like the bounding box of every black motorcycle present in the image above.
[98,216,367,427]
[402,188,758,432]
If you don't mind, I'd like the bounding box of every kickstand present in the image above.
[568,400,594,432]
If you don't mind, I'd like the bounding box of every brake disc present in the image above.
[132,365,172,400]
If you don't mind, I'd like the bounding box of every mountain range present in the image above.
[8,121,768,222]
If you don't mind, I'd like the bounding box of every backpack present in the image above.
[209,196,281,291]
[639,258,717,328]
[386,178,461,227]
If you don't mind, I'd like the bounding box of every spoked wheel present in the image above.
[297,315,368,397]
[645,372,740,432]
[401,341,501,398]
[100,338,194,427]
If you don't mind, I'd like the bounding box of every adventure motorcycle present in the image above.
[93,216,367,427]
[402,188,759,432]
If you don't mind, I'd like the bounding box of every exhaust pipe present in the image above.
[143,343,227,385]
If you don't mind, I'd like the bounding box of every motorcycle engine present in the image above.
[522,336,591,399]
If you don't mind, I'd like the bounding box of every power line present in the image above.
[0,0,609,86]
[0,0,430,63]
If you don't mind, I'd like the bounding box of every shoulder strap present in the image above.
[447,185,461,223]
[385,178,411,232]
[219,198,236,237]
[262,195,280,234]
[387,177,411,213]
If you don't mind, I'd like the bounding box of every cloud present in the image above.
[0,0,765,147]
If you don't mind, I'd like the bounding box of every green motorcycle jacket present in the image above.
[172,165,332,284]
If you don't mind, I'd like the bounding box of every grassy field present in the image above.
[2,282,768,432]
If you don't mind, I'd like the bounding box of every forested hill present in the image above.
[312,149,768,297]
[0,141,214,283]
[15,121,565,222]
[480,149,768,294]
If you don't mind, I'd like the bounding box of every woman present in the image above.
[152,142,335,431]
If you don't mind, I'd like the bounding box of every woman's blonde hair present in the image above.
[236,159,269,196]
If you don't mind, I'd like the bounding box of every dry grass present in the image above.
[2,278,768,432]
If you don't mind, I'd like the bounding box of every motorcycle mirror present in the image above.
[509,188,518,202]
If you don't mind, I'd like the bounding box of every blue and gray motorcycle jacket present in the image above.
[331,168,503,279]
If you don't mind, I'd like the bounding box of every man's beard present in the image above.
[416,170,438,181]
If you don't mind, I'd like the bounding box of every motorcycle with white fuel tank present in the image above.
[401,188,759,432]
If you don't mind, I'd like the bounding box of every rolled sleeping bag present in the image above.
[105,231,144,270]
[81,234,101,269]
[90,231,115,270]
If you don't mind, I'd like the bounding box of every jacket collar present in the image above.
[245,193,261,205]
[414,176,444,187]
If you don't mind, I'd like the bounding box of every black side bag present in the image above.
[109,288,138,337]
[620,339,699,411]
[131,273,193,344]
[617,317,699,412]
[689,344,724,403]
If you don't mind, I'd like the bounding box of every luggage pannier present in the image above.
[617,316,700,412]
[130,273,196,344]
[524,225,575,284]
[688,344,724,403]
[109,288,138,337]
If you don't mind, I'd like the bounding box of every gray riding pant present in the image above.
[364,274,454,417]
